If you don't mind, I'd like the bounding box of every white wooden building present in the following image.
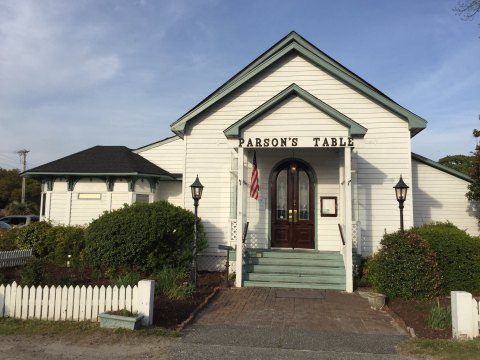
[25,32,478,292]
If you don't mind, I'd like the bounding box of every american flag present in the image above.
[250,151,259,200]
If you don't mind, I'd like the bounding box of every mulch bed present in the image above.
[153,271,224,329]
[386,297,451,339]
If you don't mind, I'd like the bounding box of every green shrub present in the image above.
[51,225,85,267]
[15,222,85,266]
[0,227,20,251]
[84,201,207,274]
[411,222,480,294]
[428,303,451,330]
[112,271,142,287]
[366,231,442,300]
[154,268,193,300]
[15,221,55,258]
[20,258,49,286]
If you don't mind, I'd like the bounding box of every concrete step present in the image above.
[243,280,346,290]
[244,273,346,284]
[246,250,342,261]
[245,257,344,267]
[244,264,345,276]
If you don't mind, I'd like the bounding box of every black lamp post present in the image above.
[190,175,204,288]
[393,175,409,233]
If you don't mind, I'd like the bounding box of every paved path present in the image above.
[169,288,410,359]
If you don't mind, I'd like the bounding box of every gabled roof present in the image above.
[224,84,367,138]
[171,31,427,137]
[24,146,174,179]
[412,153,472,182]
[133,135,180,153]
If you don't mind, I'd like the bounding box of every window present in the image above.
[135,194,150,204]
[276,170,287,220]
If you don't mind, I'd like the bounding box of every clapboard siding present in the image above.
[70,193,107,225]
[183,53,412,254]
[243,96,349,139]
[412,160,479,236]
[138,137,185,174]
[45,179,133,225]
[49,193,67,222]
[156,181,183,207]
[111,192,131,210]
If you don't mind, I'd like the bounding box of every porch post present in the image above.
[235,146,244,287]
[344,147,353,292]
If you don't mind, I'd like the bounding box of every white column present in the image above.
[345,147,353,293]
[39,192,45,221]
[106,192,113,212]
[46,191,52,221]
[235,147,244,287]
[65,191,72,225]
[138,280,155,326]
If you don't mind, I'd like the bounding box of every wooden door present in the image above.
[271,162,314,249]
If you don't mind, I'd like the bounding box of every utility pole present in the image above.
[17,149,30,203]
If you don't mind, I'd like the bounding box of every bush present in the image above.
[15,222,85,265]
[20,257,49,286]
[15,221,55,258]
[366,231,442,300]
[84,201,207,274]
[411,222,480,294]
[154,268,193,300]
[112,271,142,287]
[0,227,20,251]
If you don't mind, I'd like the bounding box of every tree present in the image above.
[0,168,41,210]
[438,154,474,175]
[466,129,480,201]
[455,0,480,20]
[454,0,480,30]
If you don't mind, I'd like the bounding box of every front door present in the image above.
[271,161,315,249]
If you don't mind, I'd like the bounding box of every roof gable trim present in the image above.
[224,84,367,138]
[171,32,427,137]
[412,153,472,183]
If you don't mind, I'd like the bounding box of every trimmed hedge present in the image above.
[84,201,207,274]
[14,222,85,266]
[411,222,480,294]
[365,231,442,300]
[0,227,20,251]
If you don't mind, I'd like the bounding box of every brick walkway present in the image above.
[194,287,406,335]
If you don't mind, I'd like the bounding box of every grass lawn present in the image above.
[0,318,179,338]
[399,338,480,360]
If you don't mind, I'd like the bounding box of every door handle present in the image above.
[288,209,293,222]
[293,209,298,223]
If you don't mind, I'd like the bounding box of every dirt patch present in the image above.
[0,334,174,360]
[386,297,451,339]
[153,271,224,329]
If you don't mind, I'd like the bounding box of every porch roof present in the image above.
[223,84,368,138]
[23,146,175,180]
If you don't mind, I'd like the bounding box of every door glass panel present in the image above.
[298,170,309,220]
[276,170,287,220]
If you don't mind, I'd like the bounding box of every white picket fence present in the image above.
[0,280,154,324]
[0,250,32,268]
[451,291,480,339]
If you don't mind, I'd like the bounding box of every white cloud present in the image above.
[0,0,121,101]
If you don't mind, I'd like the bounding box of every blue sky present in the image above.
[0,0,479,170]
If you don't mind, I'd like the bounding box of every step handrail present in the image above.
[242,222,249,244]
[337,224,345,246]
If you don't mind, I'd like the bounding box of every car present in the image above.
[0,221,12,229]
[0,215,39,227]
